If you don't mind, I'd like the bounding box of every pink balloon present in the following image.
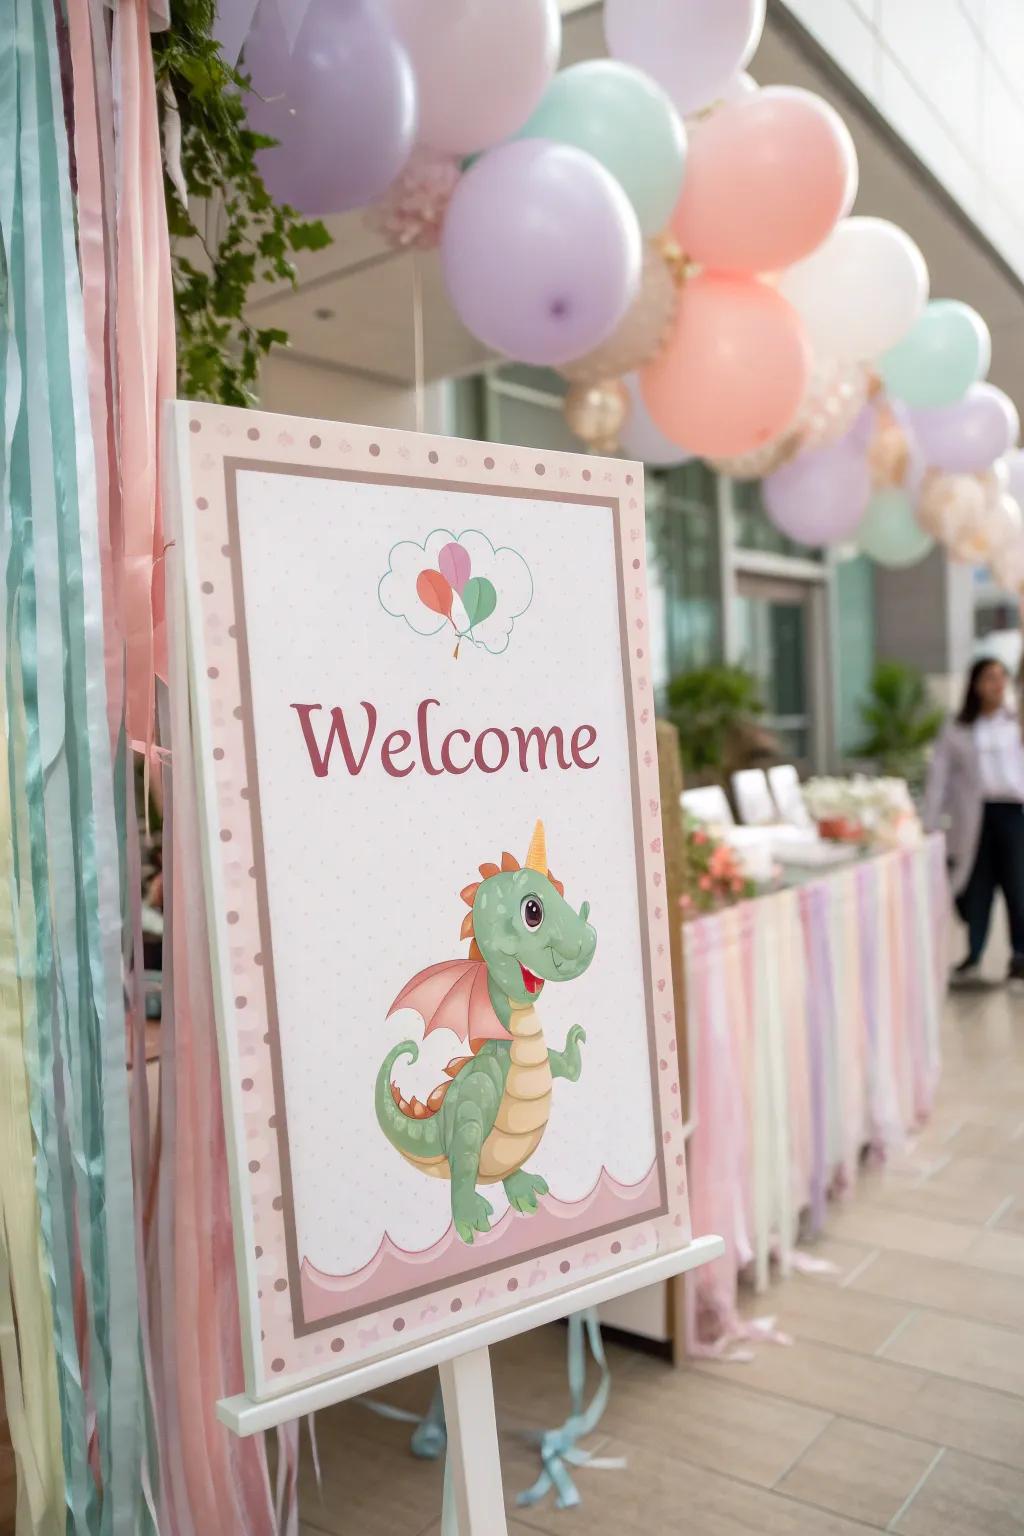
[438,541,471,595]
[386,0,560,156]
[605,0,764,117]
[671,87,857,273]
[640,273,810,459]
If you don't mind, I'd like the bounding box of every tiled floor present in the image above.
[300,946,1024,1535]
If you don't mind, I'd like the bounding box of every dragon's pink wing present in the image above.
[388,958,508,1045]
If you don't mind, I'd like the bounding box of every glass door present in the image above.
[734,572,826,774]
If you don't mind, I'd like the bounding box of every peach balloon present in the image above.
[640,272,810,458]
[671,87,857,273]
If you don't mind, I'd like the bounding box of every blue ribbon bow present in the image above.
[517,1309,625,1511]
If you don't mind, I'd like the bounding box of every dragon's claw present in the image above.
[453,1190,493,1243]
[503,1169,549,1215]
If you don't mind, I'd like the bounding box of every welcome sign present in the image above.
[167,402,691,1400]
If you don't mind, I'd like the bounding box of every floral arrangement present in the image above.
[679,815,757,920]
[802,775,920,848]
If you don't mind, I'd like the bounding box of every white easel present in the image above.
[219,1235,723,1533]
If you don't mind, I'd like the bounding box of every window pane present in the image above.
[735,588,810,767]
[494,363,568,397]
[646,469,721,691]
[489,394,578,450]
[451,377,484,441]
[835,554,876,756]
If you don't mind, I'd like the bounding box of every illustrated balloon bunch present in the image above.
[232,0,1023,587]
[416,542,497,659]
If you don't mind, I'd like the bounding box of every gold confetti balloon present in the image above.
[563,378,631,454]
[561,242,678,386]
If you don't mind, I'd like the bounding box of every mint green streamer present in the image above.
[1,1,156,1530]
[0,17,94,1533]
[32,0,156,1525]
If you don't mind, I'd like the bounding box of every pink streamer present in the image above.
[112,0,174,759]
[65,0,285,1525]
[67,0,123,748]
[162,563,277,1534]
[683,914,752,1354]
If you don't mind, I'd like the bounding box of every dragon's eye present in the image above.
[521,896,544,930]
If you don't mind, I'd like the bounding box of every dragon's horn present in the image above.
[524,820,547,873]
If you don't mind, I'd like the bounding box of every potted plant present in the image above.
[857,660,944,790]
[664,664,777,783]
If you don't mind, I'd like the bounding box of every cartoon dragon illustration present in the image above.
[375,822,596,1244]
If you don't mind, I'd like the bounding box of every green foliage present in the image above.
[858,659,944,784]
[665,664,765,774]
[152,0,331,406]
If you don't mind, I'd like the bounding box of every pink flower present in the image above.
[699,875,712,892]
[692,830,708,846]
[708,845,733,879]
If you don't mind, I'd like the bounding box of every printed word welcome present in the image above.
[291,699,600,780]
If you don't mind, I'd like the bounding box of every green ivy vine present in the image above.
[152,0,332,406]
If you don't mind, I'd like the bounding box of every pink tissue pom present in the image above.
[368,149,462,251]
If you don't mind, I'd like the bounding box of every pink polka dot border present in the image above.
[176,402,692,1399]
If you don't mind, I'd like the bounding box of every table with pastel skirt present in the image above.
[600,834,948,1356]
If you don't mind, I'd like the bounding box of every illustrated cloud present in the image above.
[378,527,533,656]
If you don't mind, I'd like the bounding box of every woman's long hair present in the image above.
[957,657,1007,725]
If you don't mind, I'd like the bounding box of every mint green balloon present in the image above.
[879,299,991,408]
[857,489,934,568]
[462,575,497,628]
[514,60,687,236]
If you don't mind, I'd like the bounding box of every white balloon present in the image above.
[619,372,692,466]
[605,0,765,118]
[719,70,759,103]
[778,217,928,364]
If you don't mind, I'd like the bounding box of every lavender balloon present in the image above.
[245,0,417,216]
[910,383,1020,475]
[763,433,870,547]
[885,398,927,498]
[441,140,641,367]
[620,373,692,465]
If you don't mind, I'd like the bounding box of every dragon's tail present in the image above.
[375,1041,446,1164]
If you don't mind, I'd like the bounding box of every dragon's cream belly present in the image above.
[401,1005,551,1185]
[479,1004,552,1183]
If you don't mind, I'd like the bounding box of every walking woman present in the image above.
[924,656,1024,984]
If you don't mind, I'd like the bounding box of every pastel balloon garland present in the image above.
[223,0,1024,585]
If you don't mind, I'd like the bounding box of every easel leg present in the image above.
[439,1347,508,1536]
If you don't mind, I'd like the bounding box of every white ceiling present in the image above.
[248,1,1024,408]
